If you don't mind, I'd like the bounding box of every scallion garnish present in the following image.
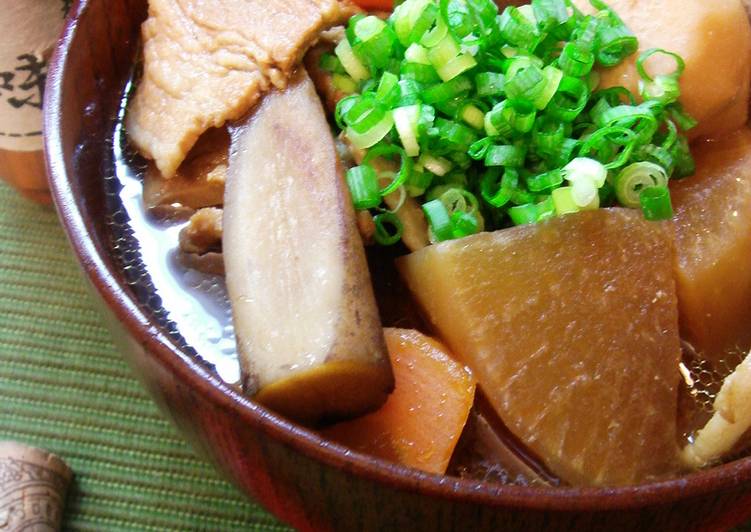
[346,165,381,210]
[335,0,696,246]
[373,212,405,245]
[639,185,673,221]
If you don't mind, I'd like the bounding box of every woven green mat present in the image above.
[0,181,289,531]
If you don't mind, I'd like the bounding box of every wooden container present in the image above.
[44,0,751,530]
[0,1,66,204]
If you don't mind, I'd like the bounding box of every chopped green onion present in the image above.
[485,144,526,167]
[351,16,397,70]
[436,53,478,82]
[475,72,505,97]
[373,212,404,245]
[577,125,636,170]
[498,6,539,49]
[419,153,453,175]
[614,161,668,208]
[376,72,401,106]
[570,176,600,209]
[347,111,394,150]
[459,103,486,130]
[527,169,564,192]
[335,38,370,82]
[669,103,698,132]
[640,75,680,105]
[547,75,589,122]
[639,185,673,221]
[397,79,424,106]
[394,0,438,46]
[393,0,430,45]
[428,33,461,68]
[401,62,442,84]
[451,211,480,238]
[505,64,546,102]
[572,15,600,52]
[552,186,579,215]
[405,43,431,65]
[422,76,473,104]
[564,157,607,187]
[536,195,556,220]
[334,0,695,244]
[594,9,638,67]
[423,199,454,241]
[481,167,519,207]
[532,65,563,109]
[319,53,344,73]
[342,94,387,134]
[405,170,434,196]
[670,136,696,178]
[636,48,685,82]
[437,187,483,232]
[393,105,422,157]
[509,202,540,225]
[364,144,413,196]
[559,42,595,77]
[435,117,479,149]
[532,0,569,32]
[354,15,387,42]
[420,12,449,47]
[346,165,381,210]
[332,74,358,94]
[532,116,566,156]
[486,99,537,136]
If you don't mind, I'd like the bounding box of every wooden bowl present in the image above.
[44,1,751,529]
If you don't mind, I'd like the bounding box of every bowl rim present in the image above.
[44,0,751,514]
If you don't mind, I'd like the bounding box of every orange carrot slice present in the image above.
[322,328,476,475]
[351,0,393,10]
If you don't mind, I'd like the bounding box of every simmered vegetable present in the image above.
[398,209,682,486]
[574,0,751,141]
[224,70,393,424]
[672,128,751,364]
[323,328,475,474]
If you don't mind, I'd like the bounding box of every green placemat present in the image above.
[0,181,289,531]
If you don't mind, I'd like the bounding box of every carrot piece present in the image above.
[351,0,393,10]
[322,328,476,475]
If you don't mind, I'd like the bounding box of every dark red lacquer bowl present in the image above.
[43,1,751,530]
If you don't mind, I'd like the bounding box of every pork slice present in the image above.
[143,126,229,213]
[126,0,354,178]
[179,207,223,255]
